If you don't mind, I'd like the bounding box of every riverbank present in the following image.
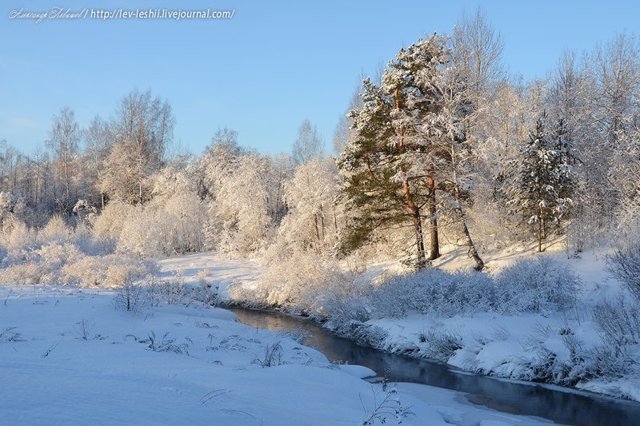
[322,250,640,402]
[232,306,640,426]
[157,249,640,404]
[0,285,552,425]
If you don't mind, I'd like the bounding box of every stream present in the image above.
[231,307,640,426]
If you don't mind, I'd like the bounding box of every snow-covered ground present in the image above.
[356,248,640,401]
[156,247,640,403]
[0,285,552,425]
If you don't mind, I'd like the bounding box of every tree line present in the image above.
[1,10,639,267]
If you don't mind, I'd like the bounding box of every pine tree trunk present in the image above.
[403,181,428,269]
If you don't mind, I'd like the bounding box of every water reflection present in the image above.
[231,308,640,426]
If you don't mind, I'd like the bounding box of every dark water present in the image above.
[231,307,640,426]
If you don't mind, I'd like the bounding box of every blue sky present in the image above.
[1,0,638,156]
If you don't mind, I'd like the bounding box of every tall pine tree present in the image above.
[338,35,485,269]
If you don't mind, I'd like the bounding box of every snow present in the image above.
[0,285,551,425]
[156,246,640,403]
[345,246,640,401]
[158,251,263,294]
[394,383,550,425]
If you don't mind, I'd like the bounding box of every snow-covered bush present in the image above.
[366,269,496,318]
[94,193,207,258]
[608,243,640,300]
[0,242,82,285]
[61,256,109,287]
[239,253,338,311]
[360,257,579,319]
[92,200,133,244]
[0,220,36,250]
[593,296,640,347]
[583,345,636,380]
[114,281,145,312]
[232,255,581,322]
[516,325,587,386]
[495,257,579,313]
[229,253,367,320]
[37,216,71,244]
[0,215,156,287]
[418,330,463,363]
[70,223,116,256]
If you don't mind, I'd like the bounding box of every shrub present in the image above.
[418,330,463,362]
[145,331,190,354]
[0,219,36,250]
[367,269,496,318]
[495,257,579,313]
[362,257,579,319]
[37,216,70,244]
[608,243,640,300]
[232,255,581,321]
[113,281,145,312]
[95,195,207,258]
[254,341,283,367]
[0,216,156,288]
[236,253,343,310]
[593,296,640,347]
[583,345,636,379]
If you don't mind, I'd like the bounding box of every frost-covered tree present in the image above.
[429,69,486,270]
[0,191,15,233]
[194,128,244,201]
[99,141,150,205]
[452,8,504,101]
[209,152,287,254]
[94,158,207,257]
[272,158,341,258]
[84,116,112,209]
[579,34,640,237]
[46,107,80,213]
[509,115,574,252]
[612,127,640,232]
[99,90,174,205]
[291,120,324,166]
[333,83,364,155]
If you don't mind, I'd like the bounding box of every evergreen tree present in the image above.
[553,118,576,204]
[510,114,574,252]
[339,35,485,269]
